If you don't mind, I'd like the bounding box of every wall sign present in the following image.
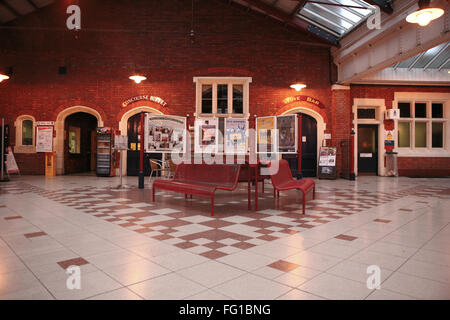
[122,95,168,108]
[282,95,326,109]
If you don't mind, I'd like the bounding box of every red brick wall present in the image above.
[0,0,333,174]
[331,88,352,176]
[14,153,45,175]
[350,84,450,177]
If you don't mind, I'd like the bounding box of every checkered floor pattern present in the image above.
[1,180,449,261]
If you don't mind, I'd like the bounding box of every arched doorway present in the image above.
[55,106,104,175]
[126,112,162,176]
[280,105,327,178]
[64,112,98,174]
[282,114,318,177]
[118,106,164,176]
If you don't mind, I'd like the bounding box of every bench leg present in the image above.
[277,190,280,198]
[262,180,264,193]
[190,194,192,199]
[152,187,155,202]
[301,190,306,215]
[211,195,214,216]
[248,178,251,210]
[274,188,276,198]
[313,186,315,199]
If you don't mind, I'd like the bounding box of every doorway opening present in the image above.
[64,112,98,174]
[357,124,378,175]
[126,112,162,176]
[283,113,317,178]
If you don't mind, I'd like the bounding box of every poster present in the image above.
[36,126,53,152]
[224,118,247,154]
[256,116,276,153]
[144,115,186,153]
[195,118,218,153]
[277,115,297,153]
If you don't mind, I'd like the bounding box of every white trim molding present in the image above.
[352,98,387,176]
[193,77,252,118]
[14,115,36,154]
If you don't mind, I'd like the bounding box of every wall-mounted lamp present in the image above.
[129,75,147,84]
[406,0,444,27]
[290,83,307,91]
[0,74,10,83]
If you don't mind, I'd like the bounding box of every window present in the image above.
[22,120,33,146]
[357,108,376,119]
[397,101,446,150]
[68,126,81,154]
[14,115,36,153]
[194,77,251,117]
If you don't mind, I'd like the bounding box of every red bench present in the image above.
[268,159,315,215]
[152,163,241,216]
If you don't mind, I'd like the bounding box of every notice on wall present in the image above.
[195,118,219,153]
[277,115,297,154]
[144,115,186,153]
[256,116,276,153]
[36,126,53,152]
[224,118,247,154]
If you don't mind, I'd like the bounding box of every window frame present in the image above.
[14,115,36,153]
[194,77,251,118]
[393,93,449,157]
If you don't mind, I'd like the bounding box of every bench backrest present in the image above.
[174,163,241,189]
[267,159,294,187]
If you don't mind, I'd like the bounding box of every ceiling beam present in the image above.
[363,0,394,14]
[290,0,307,17]
[26,0,39,10]
[230,0,338,46]
[1,0,21,17]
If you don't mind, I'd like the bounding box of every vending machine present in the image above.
[96,127,114,177]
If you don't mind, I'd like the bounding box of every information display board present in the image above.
[144,115,186,153]
[36,126,53,152]
[318,146,337,179]
[277,114,297,154]
[224,118,247,154]
[194,118,219,153]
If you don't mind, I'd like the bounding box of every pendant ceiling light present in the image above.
[406,0,445,27]
[0,74,10,83]
[129,75,147,84]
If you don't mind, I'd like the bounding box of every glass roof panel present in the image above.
[297,0,375,38]
[390,42,450,70]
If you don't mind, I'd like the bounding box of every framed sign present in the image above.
[277,114,297,153]
[144,115,186,153]
[256,116,276,153]
[224,118,247,154]
[36,126,53,152]
[114,135,128,150]
[194,118,219,153]
[318,146,337,179]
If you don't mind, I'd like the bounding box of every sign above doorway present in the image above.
[121,95,168,108]
[282,95,325,109]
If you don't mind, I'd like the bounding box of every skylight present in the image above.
[297,0,376,38]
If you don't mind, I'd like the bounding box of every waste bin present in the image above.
[45,151,56,176]
[385,152,398,177]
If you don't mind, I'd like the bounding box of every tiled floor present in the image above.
[0,174,449,300]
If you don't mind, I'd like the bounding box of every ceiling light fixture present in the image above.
[406,0,444,27]
[129,75,147,84]
[0,74,10,83]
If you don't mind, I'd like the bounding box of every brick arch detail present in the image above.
[276,100,329,125]
[116,100,168,123]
